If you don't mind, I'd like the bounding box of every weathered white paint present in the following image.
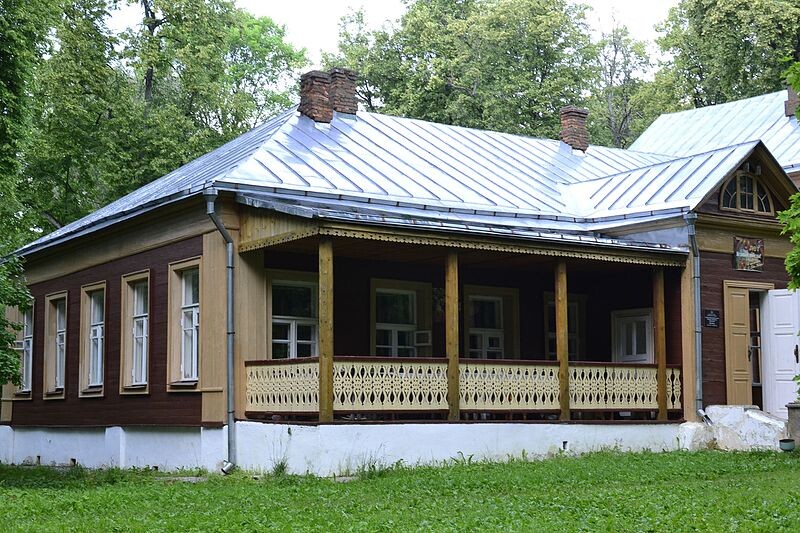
[0,426,227,471]
[702,405,787,451]
[235,421,683,476]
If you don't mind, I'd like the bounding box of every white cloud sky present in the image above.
[110,1,680,67]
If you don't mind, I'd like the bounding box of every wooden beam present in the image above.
[555,260,570,421]
[445,251,460,421]
[318,238,335,422]
[654,267,667,420]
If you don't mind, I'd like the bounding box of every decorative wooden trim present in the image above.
[445,251,460,421]
[43,291,68,400]
[78,281,107,398]
[318,238,335,422]
[239,228,320,253]
[167,257,203,392]
[653,268,667,420]
[317,225,686,267]
[555,260,570,421]
[119,270,151,395]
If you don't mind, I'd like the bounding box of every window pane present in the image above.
[296,343,313,358]
[375,329,391,346]
[469,334,481,350]
[488,336,501,349]
[56,300,66,330]
[272,322,290,341]
[471,298,500,329]
[376,347,392,356]
[376,291,414,324]
[757,189,771,213]
[133,281,148,315]
[397,347,415,357]
[273,284,314,318]
[722,179,737,208]
[297,324,315,341]
[91,291,104,324]
[183,269,199,305]
[272,342,289,359]
[625,322,634,355]
[397,330,414,347]
[635,320,647,355]
[23,309,32,337]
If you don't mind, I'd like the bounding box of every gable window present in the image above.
[121,271,149,392]
[271,281,318,359]
[168,258,201,389]
[13,306,34,394]
[371,280,432,358]
[611,309,653,364]
[544,293,585,360]
[721,168,773,214]
[44,292,68,398]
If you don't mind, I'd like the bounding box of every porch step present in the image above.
[678,405,788,451]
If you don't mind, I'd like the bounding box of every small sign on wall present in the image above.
[733,236,764,272]
[703,309,720,328]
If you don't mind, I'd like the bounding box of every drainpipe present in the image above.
[204,188,236,470]
[685,212,704,413]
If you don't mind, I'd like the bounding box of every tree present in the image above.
[326,0,596,139]
[778,61,800,286]
[658,0,800,107]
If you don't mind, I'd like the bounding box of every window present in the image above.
[271,281,318,359]
[121,271,149,392]
[466,296,504,359]
[168,258,201,388]
[79,283,106,395]
[44,292,68,398]
[611,309,653,364]
[721,166,773,214]
[544,293,585,360]
[371,280,432,357]
[12,306,33,395]
[181,268,200,381]
[375,289,417,357]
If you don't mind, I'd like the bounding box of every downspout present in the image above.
[204,188,236,470]
[685,212,704,413]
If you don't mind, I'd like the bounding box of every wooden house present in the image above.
[2,70,798,472]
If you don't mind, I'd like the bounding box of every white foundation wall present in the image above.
[236,421,682,476]
[0,426,227,471]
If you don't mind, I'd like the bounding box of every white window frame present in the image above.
[611,308,654,364]
[55,298,67,391]
[87,290,105,387]
[180,268,200,381]
[16,307,33,393]
[271,279,319,359]
[467,295,504,359]
[131,280,149,386]
[375,288,417,357]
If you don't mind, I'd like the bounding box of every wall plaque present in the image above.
[733,237,764,272]
[703,309,720,328]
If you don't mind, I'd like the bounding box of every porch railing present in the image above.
[246,357,682,416]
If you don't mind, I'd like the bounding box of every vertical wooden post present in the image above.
[654,267,668,420]
[318,238,335,422]
[555,260,570,421]
[445,251,460,421]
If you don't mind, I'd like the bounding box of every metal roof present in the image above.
[631,90,800,174]
[19,101,786,258]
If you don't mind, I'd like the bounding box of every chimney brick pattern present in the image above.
[786,87,799,117]
[329,67,359,115]
[299,70,333,123]
[560,105,590,152]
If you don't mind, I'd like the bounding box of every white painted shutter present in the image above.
[762,289,800,419]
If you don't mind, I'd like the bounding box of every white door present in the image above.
[762,289,800,419]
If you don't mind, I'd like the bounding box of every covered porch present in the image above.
[238,218,685,423]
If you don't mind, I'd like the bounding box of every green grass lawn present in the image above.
[1,450,799,532]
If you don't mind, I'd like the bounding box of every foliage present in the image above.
[658,0,800,107]
[325,0,597,139]
[1,451,800,530]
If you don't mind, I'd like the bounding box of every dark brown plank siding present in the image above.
[699,251,788,406]
[13,237,203,427]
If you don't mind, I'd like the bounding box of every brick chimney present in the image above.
[786,86,799,117]
[560,105,589,152]
[329,67,359,115]
[299,70,333,123]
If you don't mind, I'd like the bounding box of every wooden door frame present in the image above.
[722,280,774,405]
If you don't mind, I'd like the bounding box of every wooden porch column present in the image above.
[445,251,460,421]
[318,238,335,422]
[555,260,570,421]
[653,267,668,420]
